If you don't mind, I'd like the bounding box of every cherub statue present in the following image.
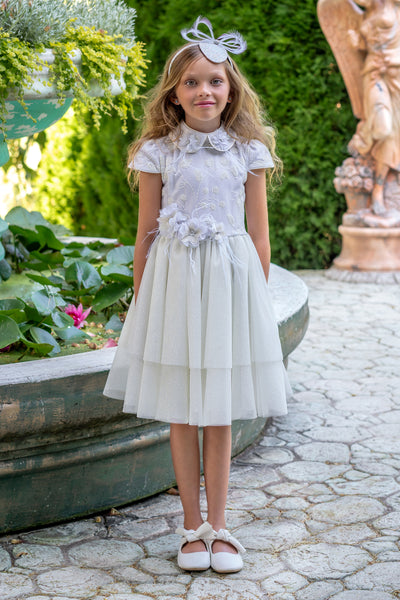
[318,0,400,222]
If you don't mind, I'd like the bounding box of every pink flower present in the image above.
[103,338,118,348]
[64,303,92,329]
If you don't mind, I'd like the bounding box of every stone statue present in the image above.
[318,0,400,229]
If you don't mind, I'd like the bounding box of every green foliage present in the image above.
[35,109,138,237]
[0,0,137,46]
[0,0,147,139]
[0,0,73,45]
[0,206,134,358]
[70,0,138,43]
[51,26,147,132]
[0,31,43,131]
[32,0,355,268]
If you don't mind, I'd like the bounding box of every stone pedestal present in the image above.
[334,225,400,271]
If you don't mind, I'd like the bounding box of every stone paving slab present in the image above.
[1,271,399,599]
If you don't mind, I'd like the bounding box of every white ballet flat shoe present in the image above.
[209,528,245,573]
[175,521,214,571]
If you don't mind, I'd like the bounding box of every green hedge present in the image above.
[34,0,356,269]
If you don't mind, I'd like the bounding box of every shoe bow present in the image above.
[213,528,246,554]
[175,521,215,543]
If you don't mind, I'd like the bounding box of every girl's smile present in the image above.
[173,56,231,132]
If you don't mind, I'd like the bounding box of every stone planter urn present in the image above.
[0,49,126,166]
[0,264,309,534]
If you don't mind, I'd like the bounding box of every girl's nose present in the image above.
[198,83,211,96]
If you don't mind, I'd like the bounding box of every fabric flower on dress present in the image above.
[202,215,226,243]
[178,218,209,247]
[157,204,226,247]
[157,203,185,238]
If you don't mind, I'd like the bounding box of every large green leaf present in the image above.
[5,207,66,244]
[105,313,123,332]
[0,242,5,261]
[0,299,26,323]
[61,244,99,261]
[53,326,89,342]
[19,300,44,324]
[50,310,75,328]
[8,224,40,246]
[26,273,63,288]
[8,222,64,250]
[6,206,49,231]
[20,333,55,356]
[65,260,102,291]
[30,326,60,356]
[0,315,21,348]
[100,264,133,284]
[106,245,134,265]
[0,217,9,235]
[31,289,66,316]
[28,250,65,267]
[0,258,12,281]
[58,288,92,299]
[0,299,24,312]
[36,225,64,250]
[92,282,131,312]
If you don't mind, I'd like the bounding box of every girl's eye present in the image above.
[184,79,196,86]
[211,78,223,85]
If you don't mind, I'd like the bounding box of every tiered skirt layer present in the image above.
[103,234,291,426]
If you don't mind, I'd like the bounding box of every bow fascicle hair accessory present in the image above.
[168,16,247,75]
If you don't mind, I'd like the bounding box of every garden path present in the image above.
[0,270,399,600]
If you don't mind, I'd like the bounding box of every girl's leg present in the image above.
[203,425,237,554]
[170,423,205,554]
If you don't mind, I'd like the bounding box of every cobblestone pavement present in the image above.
[1,270,400,600]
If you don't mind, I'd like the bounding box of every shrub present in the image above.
[30,0,355,268]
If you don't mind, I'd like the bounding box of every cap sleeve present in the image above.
[129,139,162,173]
[246,139,274,171]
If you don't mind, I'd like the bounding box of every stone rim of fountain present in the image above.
[0,264,309,534]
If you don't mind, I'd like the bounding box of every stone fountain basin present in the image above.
[0,264,308,534]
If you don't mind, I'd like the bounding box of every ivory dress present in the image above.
[103,121,291,426]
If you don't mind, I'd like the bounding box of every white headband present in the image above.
[168,16,247,75]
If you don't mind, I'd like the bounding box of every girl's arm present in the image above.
[245,169,271,282]
[133,171,162,300]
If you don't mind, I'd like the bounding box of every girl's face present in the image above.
[172,56,231,132]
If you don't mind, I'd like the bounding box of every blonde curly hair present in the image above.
[128,44,282,185]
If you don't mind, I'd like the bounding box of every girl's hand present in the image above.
[245,169,271,282]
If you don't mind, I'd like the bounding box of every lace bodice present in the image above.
[131,122,274,247]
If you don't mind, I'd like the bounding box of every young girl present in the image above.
[104,16,291,574]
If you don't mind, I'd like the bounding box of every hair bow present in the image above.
[181,16,247,64]
[168,16,246,74]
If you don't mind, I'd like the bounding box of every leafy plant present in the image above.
[0,207,134,359]
[0,30,45,133]
[0,0,137,46]
[52,25,147,132]
[0,0,74,45]
[0,0,147,138]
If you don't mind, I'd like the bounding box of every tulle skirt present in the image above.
[103,233,291,426]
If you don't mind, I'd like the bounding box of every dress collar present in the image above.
[169,121,235,153]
